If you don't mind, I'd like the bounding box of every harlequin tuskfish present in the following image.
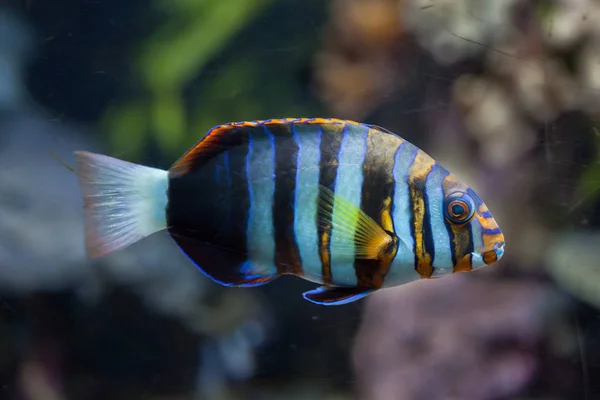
[74,118,505,305]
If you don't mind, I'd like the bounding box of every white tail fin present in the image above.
[74,151,169,258]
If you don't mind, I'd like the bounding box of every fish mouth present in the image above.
[471,241,505,268]
[493,241,505,260]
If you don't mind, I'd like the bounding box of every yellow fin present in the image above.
[317,185,395,260]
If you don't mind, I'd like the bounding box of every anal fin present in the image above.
[170,232,279,287]
[302,286,375,306]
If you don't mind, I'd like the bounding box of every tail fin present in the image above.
[74,151,169,258]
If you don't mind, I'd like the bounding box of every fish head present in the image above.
[441,183,505,272]
[385,167,504,288]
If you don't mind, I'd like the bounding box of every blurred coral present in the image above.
[353,275,573,400]
[402,0,519,65]
[409,0,600,167]
[315,0,600,168]
[313,0,407,118]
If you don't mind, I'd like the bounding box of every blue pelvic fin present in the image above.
[302,286,375,306]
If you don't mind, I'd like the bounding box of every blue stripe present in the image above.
[471,253,486,269]
[384,142,420,286]
[471,215,484,249]
[482,227,502,235]
[470,217,485,269]
[293,124,323,283]
[245,129,277,275]
[480,211,492,218]
[238,261,265,285]
[329,124,368,286]
[467,188,482,207]
[426,164,454,276]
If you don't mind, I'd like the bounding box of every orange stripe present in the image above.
[441,173,469,196]
[353,128,403,288]
[450,225,473,272]
[476,205,503,252]
[454,253,473,273]
[319,230,332,284]
[482,250,498,264]
[409,150,435,278]
[441,174,474,273]
[316,122,346,284]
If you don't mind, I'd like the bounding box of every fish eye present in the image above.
[444,192,475,224]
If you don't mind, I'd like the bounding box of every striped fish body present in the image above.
[74,118,505,306]
[165,119,505,305]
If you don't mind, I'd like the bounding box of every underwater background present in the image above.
[2,0,600,399]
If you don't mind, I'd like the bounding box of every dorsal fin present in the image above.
[169,118,362,177]
[169,123,250,177]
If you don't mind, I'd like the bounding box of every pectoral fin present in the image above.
[317,185,396,260]
[302,286,375,306]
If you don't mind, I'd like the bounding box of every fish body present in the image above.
[75,118,505,305]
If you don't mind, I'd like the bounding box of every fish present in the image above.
[74,118,505,306]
